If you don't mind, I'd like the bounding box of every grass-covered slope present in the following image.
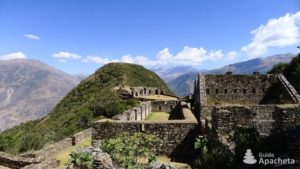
[0,63,173,154]
[269,53,300,93]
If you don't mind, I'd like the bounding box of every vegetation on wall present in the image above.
[0,63,172,154]
[69,151,93,169]
[269,53,300,92]
[102,132,160,169]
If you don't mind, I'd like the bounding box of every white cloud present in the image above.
[24,34,40,40]
[53,51,81,60]
[156,48,172,65]
[226,51,238,60]
[83,55,110,64]
[155,46,224,66]
[81,46,225,66]
[119,55,152,65]
[242,11,300,57]
[0,52,27,60]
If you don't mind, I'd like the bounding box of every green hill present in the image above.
[268,53,300,92]
[0,63,173,154]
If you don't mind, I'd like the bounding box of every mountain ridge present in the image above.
[166,53,295,96]
[0,59,80,132]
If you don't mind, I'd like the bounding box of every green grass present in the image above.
[53,138,92,167]
[145,112,170,121]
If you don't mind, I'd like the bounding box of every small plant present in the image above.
[101,132,160,169]
[69,151,93,169]
[194,135,208,154]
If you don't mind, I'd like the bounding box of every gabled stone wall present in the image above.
[204,74,279,105]
[193,73,298,106]
[112,101,151,121]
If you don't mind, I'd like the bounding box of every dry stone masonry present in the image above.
[193,72,300,159]
[92,102,198,156]
[112,101,151,121]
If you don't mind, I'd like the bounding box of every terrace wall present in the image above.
[92,102,198,156]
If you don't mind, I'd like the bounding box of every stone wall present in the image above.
[210,105,276,136]
[131,87,163,97]
[0,152,39,169]
[20,128,92,161]
[112,101,151,121]
[204,74,280,105]
[206,104,300,141]
[22,159,60,169]
[93,103,198,156]
[151,101,178,112]
[0,128,92,168]
[92,120,198,156]
[273,104,300,131]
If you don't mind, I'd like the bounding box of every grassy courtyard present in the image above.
[145,112,170,121]
[52,138,91,168]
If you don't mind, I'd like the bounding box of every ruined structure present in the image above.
[116,86,166,98]
[2,73,299,168]
[193,72,300,150]
[92,102,198,157]
[92,87,199,164]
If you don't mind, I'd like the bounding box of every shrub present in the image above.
[69,151,93,169]
[194,135,235,169]
[101,132,160,169]
[19,133,46,153]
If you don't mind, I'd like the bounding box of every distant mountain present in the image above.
[0,59,80,132]
[73,73,88,81]
[168,53,295,96]
[167,72,198,97]
[0,63,172,154]
[152,66,198,82]
[210,53,294,74]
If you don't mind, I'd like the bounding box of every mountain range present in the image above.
[158,53,295,96]
[0,53,295,132]
[0,59,81,132]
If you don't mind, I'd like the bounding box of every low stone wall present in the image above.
[20,128,92,161]
[92,119,198,156]
[22,159,60,169]
[0,128,92,168]
[72,128,93,145]
[112,101,151,121]
[0,152,39,169]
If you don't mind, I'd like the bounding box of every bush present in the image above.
[101,132,160,169]
[194,137,234,169]
[69,151,93,169]
[19,133,46,153]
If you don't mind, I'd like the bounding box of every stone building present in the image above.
[116,86,167,98]
[192,72,300,154]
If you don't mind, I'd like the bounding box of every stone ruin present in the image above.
[116,86,167,98]
[1,72,300,168]
[192,72,300,157]
[92,88,198,168]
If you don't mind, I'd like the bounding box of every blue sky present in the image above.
[0,0,299,74]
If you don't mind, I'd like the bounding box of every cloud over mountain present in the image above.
[242,11,300,57]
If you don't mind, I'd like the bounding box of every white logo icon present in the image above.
[243,149,257,164]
